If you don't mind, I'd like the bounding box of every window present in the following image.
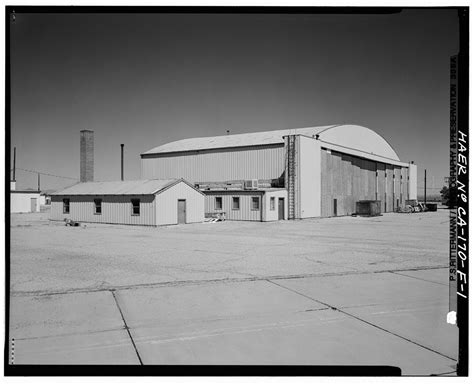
[232,197,240,210]
[131,199,140,215]
[251,197,260,210]
[215,197,222,210]
[270,197,275,211]
[63,198,70,214]
[94,199,102,215]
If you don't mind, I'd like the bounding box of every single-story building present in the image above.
[203,188,287,221]
[50,178,204,226]
[11,184,41,213]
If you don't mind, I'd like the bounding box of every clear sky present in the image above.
[9,9,459,194]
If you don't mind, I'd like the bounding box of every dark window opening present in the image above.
[94,199,102,215]
[232,197,240,210]
[270,197,275,211]
[131,199,140,215]
[215,197,223,210]
[252,197,260,210]
[63,199,70,214]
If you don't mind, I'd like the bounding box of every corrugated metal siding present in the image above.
[204,191,263,221]
[386,165,394,212]
[154,181,204,225]
[321,150,380,217]
[401,167,408,206]
[51,195,156,226]
[394,167,401,200]
[51,179,178,196]
[297,135,321,218]
[408,163,417,199]
[141,145,286,183]
[376,162,386,211]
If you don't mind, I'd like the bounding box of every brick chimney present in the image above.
[80,130,94,182]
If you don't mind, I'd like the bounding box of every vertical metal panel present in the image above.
[204,191,262,221]
[377,163,386,212]
[51,199,66,219]
[321,149,391,217]
[400,167,407,206]
[386,165,394,212]
[141,145,286,183]
[155,182,204,225]
[320,150,329,217]
[50,195,156,225]
[408,163,418,199]
[394,167,401,197]
[297,136,321,218]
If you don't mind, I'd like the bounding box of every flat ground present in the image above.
[9,210,457,374]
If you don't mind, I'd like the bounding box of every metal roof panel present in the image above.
[51,179,180,196]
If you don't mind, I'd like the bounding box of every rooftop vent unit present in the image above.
[244,179,258,190]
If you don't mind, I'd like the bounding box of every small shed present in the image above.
[50,179,204,226]
[11,190,41,213]
[203,188,287,221]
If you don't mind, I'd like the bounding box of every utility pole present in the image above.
[120,144,124,181]
[13,147,16,181]
[424,169,427,204]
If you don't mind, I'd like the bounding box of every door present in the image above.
[333,199,337,217]
[278,198,284,220]
[177,199,186,224]
[30,198,37,212]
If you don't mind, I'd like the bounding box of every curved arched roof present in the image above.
[142,124,401,162]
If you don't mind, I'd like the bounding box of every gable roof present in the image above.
[50,179,200,196]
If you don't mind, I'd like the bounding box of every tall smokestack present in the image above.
[13,147,16,181]
[120,144,124,181]
[80,130,94,182]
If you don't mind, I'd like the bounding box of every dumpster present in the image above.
[426,203,438,212]
[356,200,382,216]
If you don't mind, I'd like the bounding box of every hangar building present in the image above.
[141,124,417,219]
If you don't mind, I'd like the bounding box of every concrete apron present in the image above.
[9,268,457,374]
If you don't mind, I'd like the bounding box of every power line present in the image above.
[12,167,78,181]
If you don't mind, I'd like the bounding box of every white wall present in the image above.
[408,163,418,200]
[155,181,204,225]
[11,193,41,213]
[297,135,321,218]
[262,190,288,221]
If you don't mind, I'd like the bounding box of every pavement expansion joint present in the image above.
[389,271,448,286]
[110,290,143,365]
[11,265,449,298]
[10,327,127,342]
[266,279,457,363]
